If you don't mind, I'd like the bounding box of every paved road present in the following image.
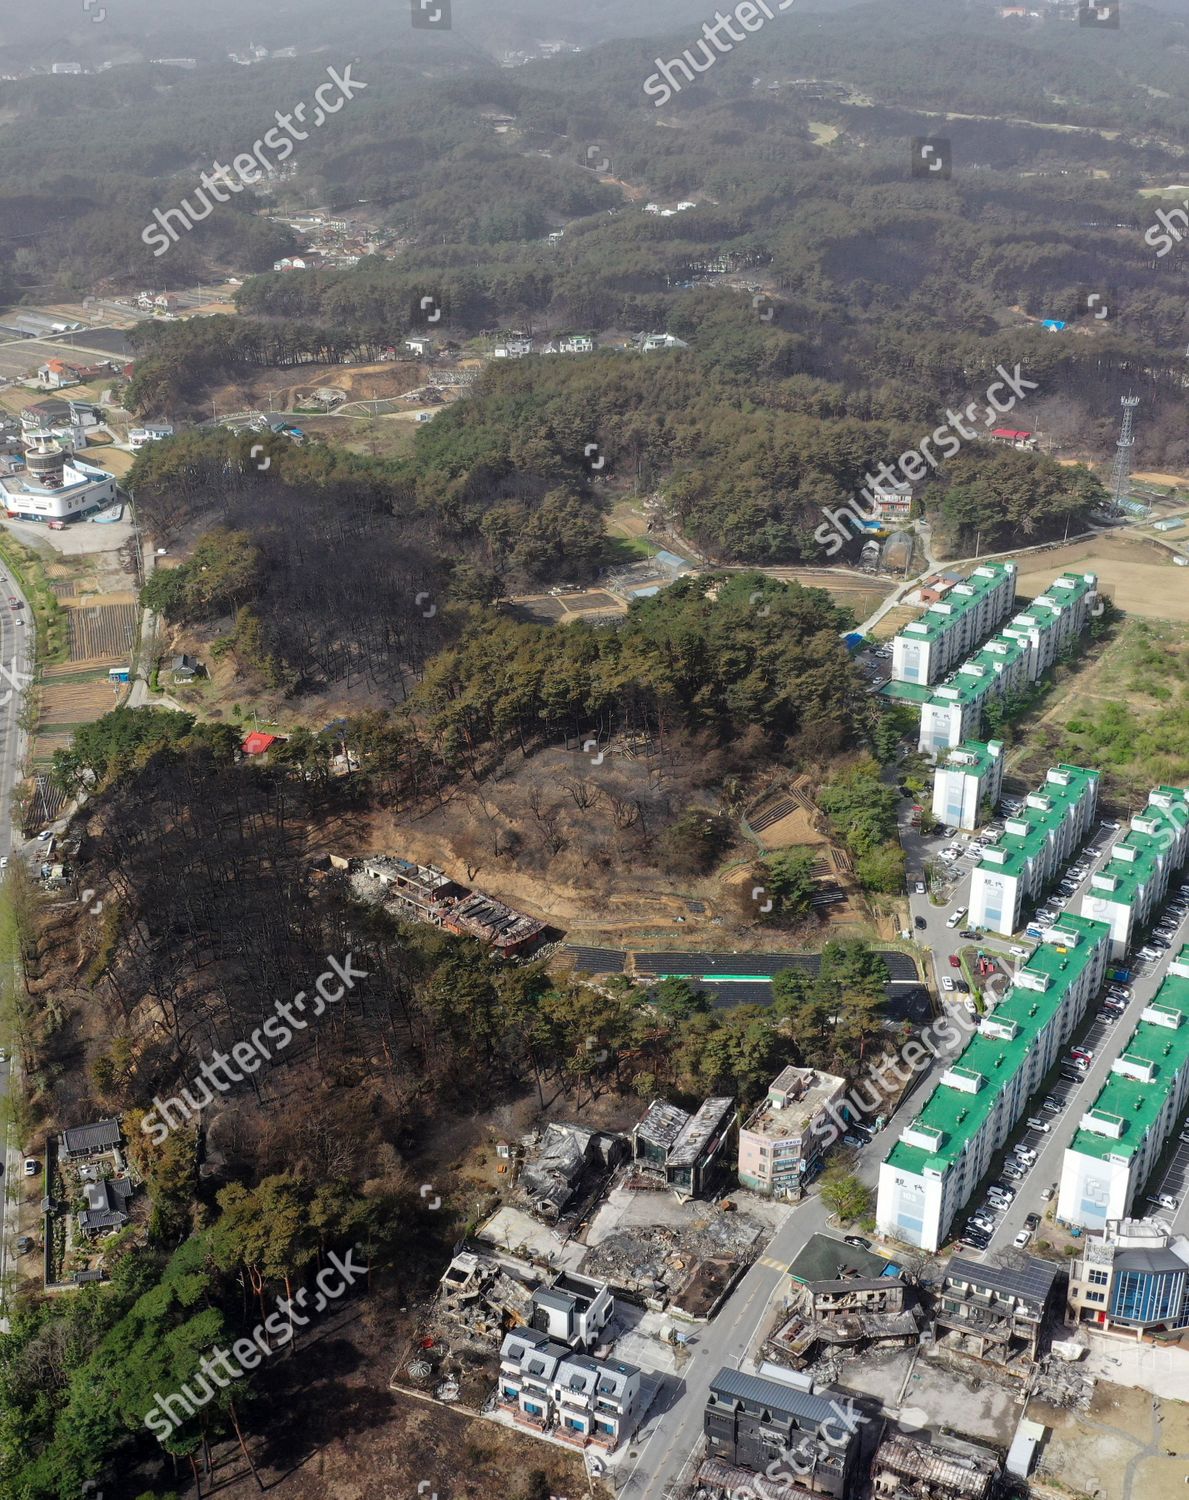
[622,1024,968,1500]
[0,557,34,1332]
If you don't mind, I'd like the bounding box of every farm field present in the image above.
[1015,533,1189,620]
[67,598,138,662]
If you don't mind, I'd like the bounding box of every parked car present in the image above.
[955,979,970,993]
[1026,1117,1051,1132]
[915,881,926,895]
[1009,945,1029,958]
[0,1046,6,1063]
[23,1158,37,1176]
[1152,1194,1180,1212]
[1151,938,1171,950]
[1014,1228,1033,1248]
[948,954,961,968]
[1042,1096,1063,1112]
[960,928,978,940]
[944,826,958,838]
[1015,1146,1038,1164]
[842,1134,863,1148]
[1071,1047,1093,1061]
[915,915,927,929]
[1041,1185,1056,1202]
[942,977,955,992]
[1025,1212,1041,1231]
[844,1235,872,1249]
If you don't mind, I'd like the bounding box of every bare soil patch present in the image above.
[1015,534,1189,620]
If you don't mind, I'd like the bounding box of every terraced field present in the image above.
[40,679,119,725]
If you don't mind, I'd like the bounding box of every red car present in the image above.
[948,954,961,968]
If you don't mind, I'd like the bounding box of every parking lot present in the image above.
[976,872,1189,1256]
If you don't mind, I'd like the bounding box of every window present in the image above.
[1085,1291,1104,1304]
[1088,1269,1108,1286]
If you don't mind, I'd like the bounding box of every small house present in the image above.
[171,653,201,682]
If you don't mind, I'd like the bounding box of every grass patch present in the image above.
[0,531,69,665]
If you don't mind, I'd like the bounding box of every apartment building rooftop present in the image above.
[939,740,1003,778]
[899,563,1016,645]
[743,1067,844,1140]
[977,764,1099,880]
[1068,944,1189,1164]
[1088,795,1189,908]
[886,916,1110,1179]
[926,634,1028,708]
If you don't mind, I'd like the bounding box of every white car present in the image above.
[0,857,7,869]
[1026,1116,1051,1132]
[1014,1228,1033,1248]
[1015,1146,1038,1164]
[0,1046,6,1063]
[942,977,955,992]
[1009,945,1029,958]
[914,881,926,895]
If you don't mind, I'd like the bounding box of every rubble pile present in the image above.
[1030,1354,1096,1411]
[579,1210,763,1305]
[430,1250,533,1350]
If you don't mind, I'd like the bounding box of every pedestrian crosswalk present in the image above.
[756,1256,788,1273]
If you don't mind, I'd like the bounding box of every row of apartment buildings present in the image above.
[916,572,1099,755]
[1059,943,1189,1229]
[968,763,1100,935]
[1079,786,1189,958]
[877,914,1111,1250]
[891,562,1018,687]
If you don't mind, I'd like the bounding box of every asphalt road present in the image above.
[0,561,34,1330]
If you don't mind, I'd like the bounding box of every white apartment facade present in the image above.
[878,915,1111,1251]
[917,573,1098,756]
[968,764,1100,935]
[1080,787,1189,959]
[892,562,1017,687]
[932,740,1005,831]
[1058,946,1189,1230]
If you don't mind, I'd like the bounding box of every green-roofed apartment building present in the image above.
[1080,787,1189,959]
[891,563,1018,687]
[917,573,1099,756]
[878,914,1111,1251]
[931,739,1005,832]
[1058,943,1189,1230]
[968,764,1100,935]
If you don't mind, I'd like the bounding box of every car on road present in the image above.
[960,928,978,939]
[37,830,52,840]
[7,596,19,609]
[914,881,926,895]
[24,1158,37,1176]
[942,977,955,992]
[914,916,927,929]
[1025,1213,1041,1231]
[1013,1228,1033,1248]
[949,954,961,968]
[1026,1117,1051,1132]
[844,1235,872,1249]
[1009,945,1029,958]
